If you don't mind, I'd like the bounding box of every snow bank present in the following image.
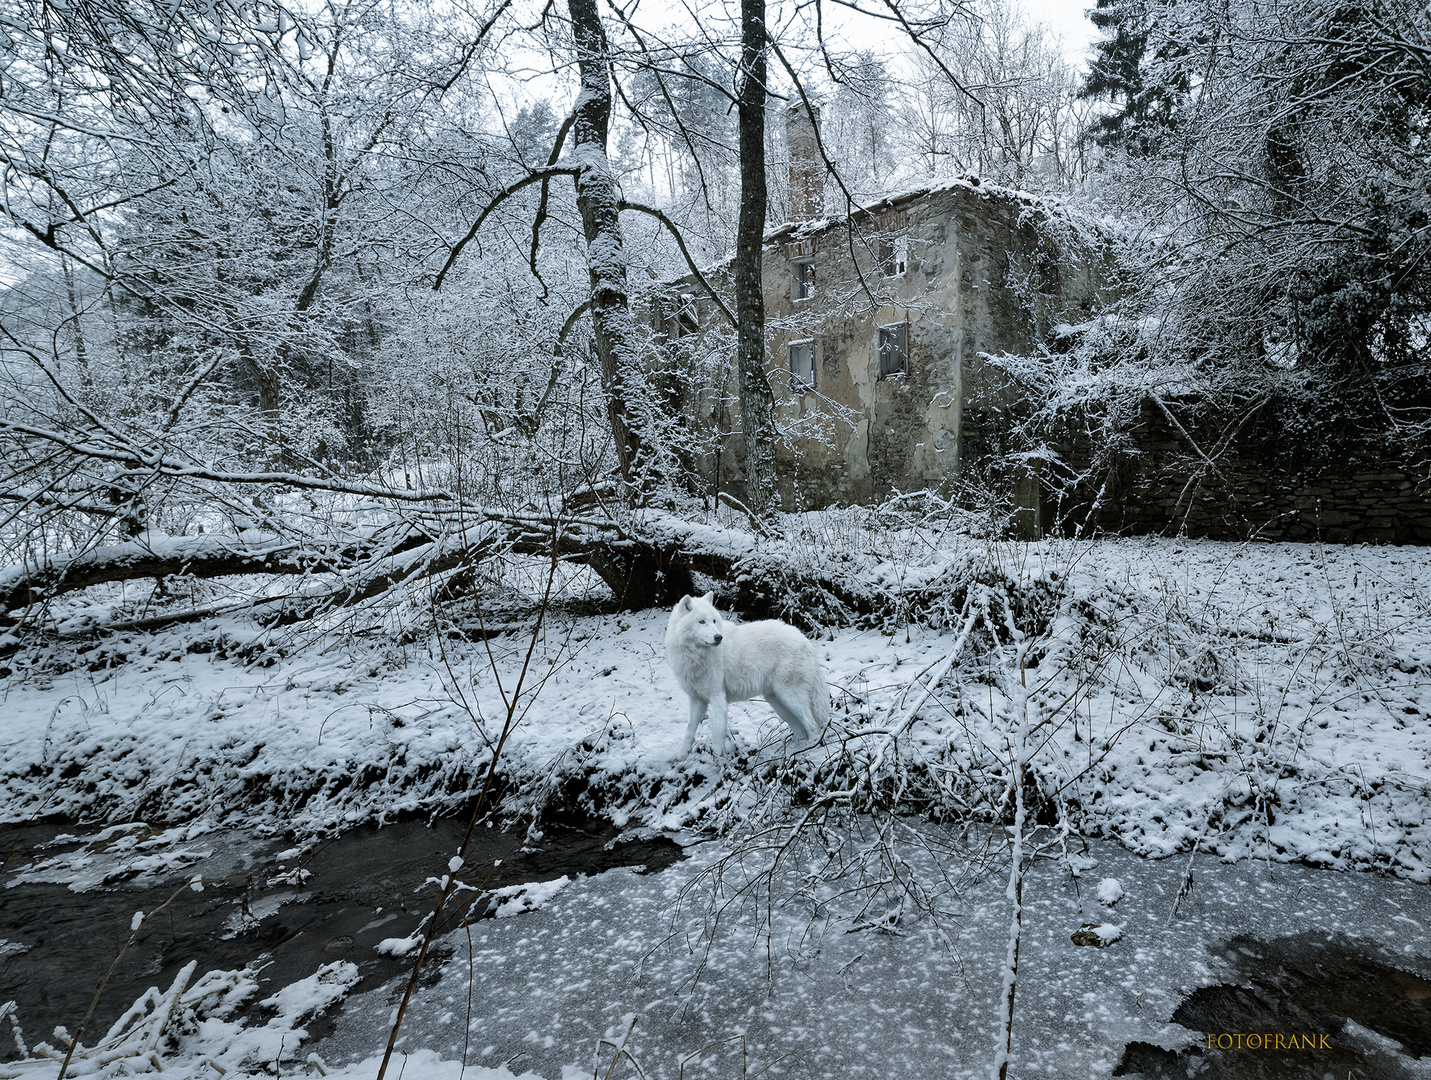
[0,957,559,1080]
[1,536,1428,879]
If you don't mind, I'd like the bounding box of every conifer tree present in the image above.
[1079,0,1191,153]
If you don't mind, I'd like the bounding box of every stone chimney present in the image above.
[786,99,824,220]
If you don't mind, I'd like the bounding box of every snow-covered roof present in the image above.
[763,173,1062,247]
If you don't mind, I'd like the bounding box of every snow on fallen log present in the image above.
[0,528,436,614]
[1,503,1054,638]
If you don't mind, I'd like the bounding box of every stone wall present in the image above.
[1046,397,1431,544]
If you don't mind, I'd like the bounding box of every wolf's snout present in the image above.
[712,634,723,644]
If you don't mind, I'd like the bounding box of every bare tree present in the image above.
[896,0,1088,186]
[735,0,780,514]
[567,0,659,495]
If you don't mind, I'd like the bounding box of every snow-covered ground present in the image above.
[3,537,1427,874]
[2,535,1430,1078]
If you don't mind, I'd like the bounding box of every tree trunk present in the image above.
[0,529,441,614]
[584,546,694,610]
[566,0,655,499]
[735,0,779,514]
[253,360,283,468]
[1264,120,1306,215]
[0,509,913,627]
[61,255,90,387]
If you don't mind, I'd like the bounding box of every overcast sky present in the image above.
[1024,0,1099,65]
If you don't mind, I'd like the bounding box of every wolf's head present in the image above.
[672,591,724,646]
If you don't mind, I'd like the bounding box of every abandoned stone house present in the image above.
[651,101,1108,526]
[646,103,1431,543]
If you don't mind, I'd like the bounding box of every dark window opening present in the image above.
[878,323,908,377]
[795,260,816,300]
[673,293,698,336]
[878,236,908,277]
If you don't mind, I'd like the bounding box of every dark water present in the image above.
[0,816,682,1058]
[8,816,1431,1078]
[1115,932,1431,1079]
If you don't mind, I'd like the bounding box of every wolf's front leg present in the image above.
[676,696,707,759]
[708,694,732,756]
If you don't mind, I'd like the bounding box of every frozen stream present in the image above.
[3,818,1430,1079]
[323,833,1431,1079]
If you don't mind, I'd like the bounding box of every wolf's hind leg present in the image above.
[767,693,813,746]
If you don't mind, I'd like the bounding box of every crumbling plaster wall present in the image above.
[753,180,1102,509]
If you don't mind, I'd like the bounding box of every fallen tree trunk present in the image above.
[564,511,890,624]
[0,511,614,618]
[0,509,933,633]
[0,526,439,615]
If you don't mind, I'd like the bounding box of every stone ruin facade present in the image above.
[649,101,1109,527]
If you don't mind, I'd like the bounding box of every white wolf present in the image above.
[665,592,829,758]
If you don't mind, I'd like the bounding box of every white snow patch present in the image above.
[488,875,572,917]
[376,932,424,957]
[259,961,360,1028]
[221,890,294,938]
[1077,922,1124,946]
[0,960,377,1080]
[7,822,214,892]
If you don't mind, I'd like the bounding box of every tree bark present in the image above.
[567,0,655,498]
[61,255,90,387]
[583,546,694,610]
[735,0,779,514]
[239,349,283,469]
[0,529,439,614]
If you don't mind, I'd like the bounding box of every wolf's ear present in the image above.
[701,591,714,604]
[679,595,693,611]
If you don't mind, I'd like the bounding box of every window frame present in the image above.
[794,259,816,301]
[878,235,908,278]
[673,292,698,337]
[788,338,816,390]
[878,322,908,378]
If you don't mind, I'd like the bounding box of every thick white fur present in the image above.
[665,592,830,758]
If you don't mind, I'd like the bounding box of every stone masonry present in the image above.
[653,172,1107,515]
[1052,398,1431,544]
